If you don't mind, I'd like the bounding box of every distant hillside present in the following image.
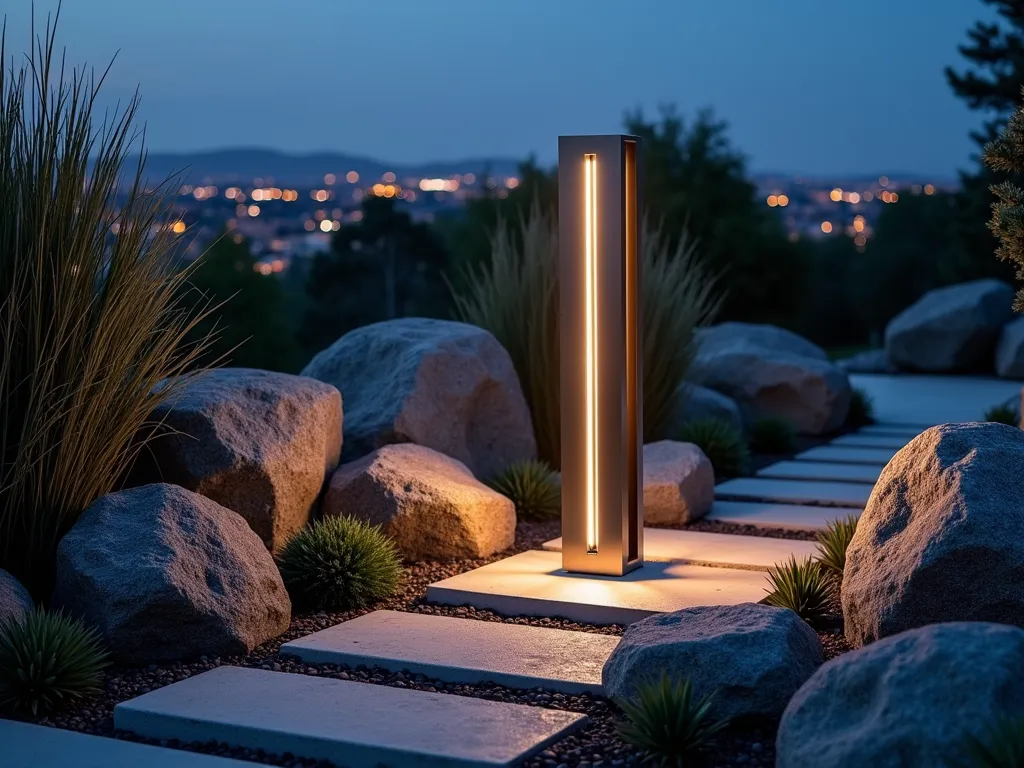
[133,148,522,186]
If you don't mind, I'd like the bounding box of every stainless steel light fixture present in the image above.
[559,135,643,576]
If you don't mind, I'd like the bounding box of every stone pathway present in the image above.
[101,375,1013,766]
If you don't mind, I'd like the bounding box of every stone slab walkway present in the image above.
[851,373,1022,424]
[282,610,617,694]
[115,666,587,768]
[540,527,818,570]
[829,433,911,449]
[714,477,871,508]
[426,550,770,625]
[756,460,880,484]
[0,719,257,768]
[704,500,861,531]
[794,445,898,465]
[858,423,929,437]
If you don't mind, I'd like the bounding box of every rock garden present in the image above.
[5,19,1024,768]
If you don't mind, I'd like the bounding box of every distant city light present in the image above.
[853,215,866,233]
[248,204,260,217]
[332,220,341,231]
[777,194,789,207]
[235,204,248,216]
[829,188,843,202]
[346,171,359,183]
[847,192,861,204]
[171,220,186,234]
[464,173,476,184]
[373,183,386,196]
[324,173,336,185]
[924,184,935,195]
[863,191,874,202]
[879,175,889,187]
[505,177,520,189]
[767,194,779,207]
[418,178,460,192]
[854,234,867,247]
[383,184,396,198]
[821,221,833,234]
[312,189,329,202]
[304,220,316,231]
[382,171,396,183]
[319,219,333,232]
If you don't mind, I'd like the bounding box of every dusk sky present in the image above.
[3,1,998,177]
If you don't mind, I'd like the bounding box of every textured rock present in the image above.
[696,323,829,361]
[323,443,515,561]
[836,349,896,374]
[642,441,715,525]
[884,279,1014,372]
[130,368,342,552]
[692,324,851,434]
[996,316,1024,379]
[0,569,33,626]
[302,318,535,478]
[777,623,1024,768]
[53,484,291,664]
[603,603,822,721]
[843,422,1024,646]
[668,382,744,434]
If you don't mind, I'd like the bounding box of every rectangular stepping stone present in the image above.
[757,460,880,485]
[795,445,897,465]
[830,433,910,449]
[859,423,929,437]
[282,610,618,694]
[115,666,586,768]
[541,527,818,570]
[0,719,256,768]
[715,477,870,508]
[850,373,1022,424]
[705,500,860,531]
[425,549,770,626]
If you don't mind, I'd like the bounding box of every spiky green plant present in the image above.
[0,15,216,597]
[487,459,561,521]
[749,416,797,454]
[984,403,1018,426]
[614,673,727,767]
[846,388,875,428]
[277,516,403,612]
[952,715,1024,768]
[815,514,859,581]
[451,205,720,468]
[674,418,751,478]
[0,609,109,716]
[764,556,832,627]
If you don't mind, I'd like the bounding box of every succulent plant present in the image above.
[674,417,751,478]
[764,556,833,627]
[487,459,561,521]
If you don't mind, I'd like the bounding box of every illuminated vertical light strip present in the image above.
[584,153,598,554]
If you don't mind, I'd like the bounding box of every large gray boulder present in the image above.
[323,443,515,561]
[843,422,1024,646]
[691,323,851,435]
[302,318,536,479]
[0,569,33,626]
[668,382,744,434]
[642,441,714,525]
[129,368,342,552]
[53,484,291,664]
[696,322,829,361]
[603,604,822,722]
[884,279,1014,372]
[996,315,1024,379]
[777,622,1024,768]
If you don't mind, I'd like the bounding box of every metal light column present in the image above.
[558,135,643,576]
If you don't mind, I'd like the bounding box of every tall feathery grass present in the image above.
[0,16,215,597]
[452,204,720,468]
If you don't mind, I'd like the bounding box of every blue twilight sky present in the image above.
[2,1,999,177]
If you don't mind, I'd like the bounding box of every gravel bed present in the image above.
[13,517,852,767]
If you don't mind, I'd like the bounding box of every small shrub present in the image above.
[614,672,727,766]
[749,416,797,454]
[984,404,1018,426]
[764,557,832,627]
[846,388,875,427]
[952,715,1024,768]
[0,610,108,716]
[277,516,402,612]
[487,459,561,521]
[815,514,859,580]
[674,418,751,478]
